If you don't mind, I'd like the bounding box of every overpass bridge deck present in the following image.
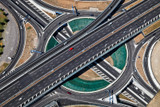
[1,0,160,106]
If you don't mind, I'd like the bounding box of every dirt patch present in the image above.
[43,0,111,11]
[16,23,38,67]
[151,40,160,84]
[104,56,114,66]
[78,68,102,81]
[147,90,160,107]
[118,94,135,103]
[136,43,150,84]
[134,33,144,44]
[143,20,160,36]
[125,0,143,10]
[43,10,56,18]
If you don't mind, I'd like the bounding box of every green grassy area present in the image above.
[69,18,94,32]
[0,63,9,73]
[0,47,3,54]
[63,78,109,92]
[0,10,8,30]
[111,45,127,70]
[0,9,9,56]
[46,37,58,51]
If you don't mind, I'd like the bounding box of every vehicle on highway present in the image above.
[67,92,71,95]
[69,47,74,51]
[56,11,62,15]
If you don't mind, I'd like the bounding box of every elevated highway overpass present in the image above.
[0,0,160,106]
[40,0,124,50]
[0,0,159,90]
[6,0,122,28]
[0,0,123,81]
[0,0,123,85]
[0,0,122,82]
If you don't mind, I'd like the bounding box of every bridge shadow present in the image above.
[63,43,127,82]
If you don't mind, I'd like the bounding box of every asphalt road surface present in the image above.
[0,0,160,107]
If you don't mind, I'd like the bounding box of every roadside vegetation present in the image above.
[0,62,9,73]
[0,8,9,56]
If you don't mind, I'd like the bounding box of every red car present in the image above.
[67,92,71,95]
[69,47,74,51]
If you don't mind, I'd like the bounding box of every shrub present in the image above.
[4,19,9,23]
[27,26,32,29]
[0,47,3,55]
[0,29,4,32]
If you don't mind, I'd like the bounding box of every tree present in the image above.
[0,22,5,25]
[3,12,8,16]
[0,47,3,55]
[0,52,3,55]
[1,45,5,48]
[4,19,9,23]
[0,45,5,48]
[0,8,5,11]
[0,29,4,32]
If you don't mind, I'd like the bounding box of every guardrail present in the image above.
[0,0,123,90]
[20,10,160,107]
[1,1,159,106]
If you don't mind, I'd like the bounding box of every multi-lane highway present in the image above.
[1,0,52,28]
[0,0,160,107]
[0,0,122,81]
[0,0,123,88]
[11,0,52,28]
[0,0,44,79]
[40,0,123,50]
[1,0,121,88]
[32,93,126,107]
